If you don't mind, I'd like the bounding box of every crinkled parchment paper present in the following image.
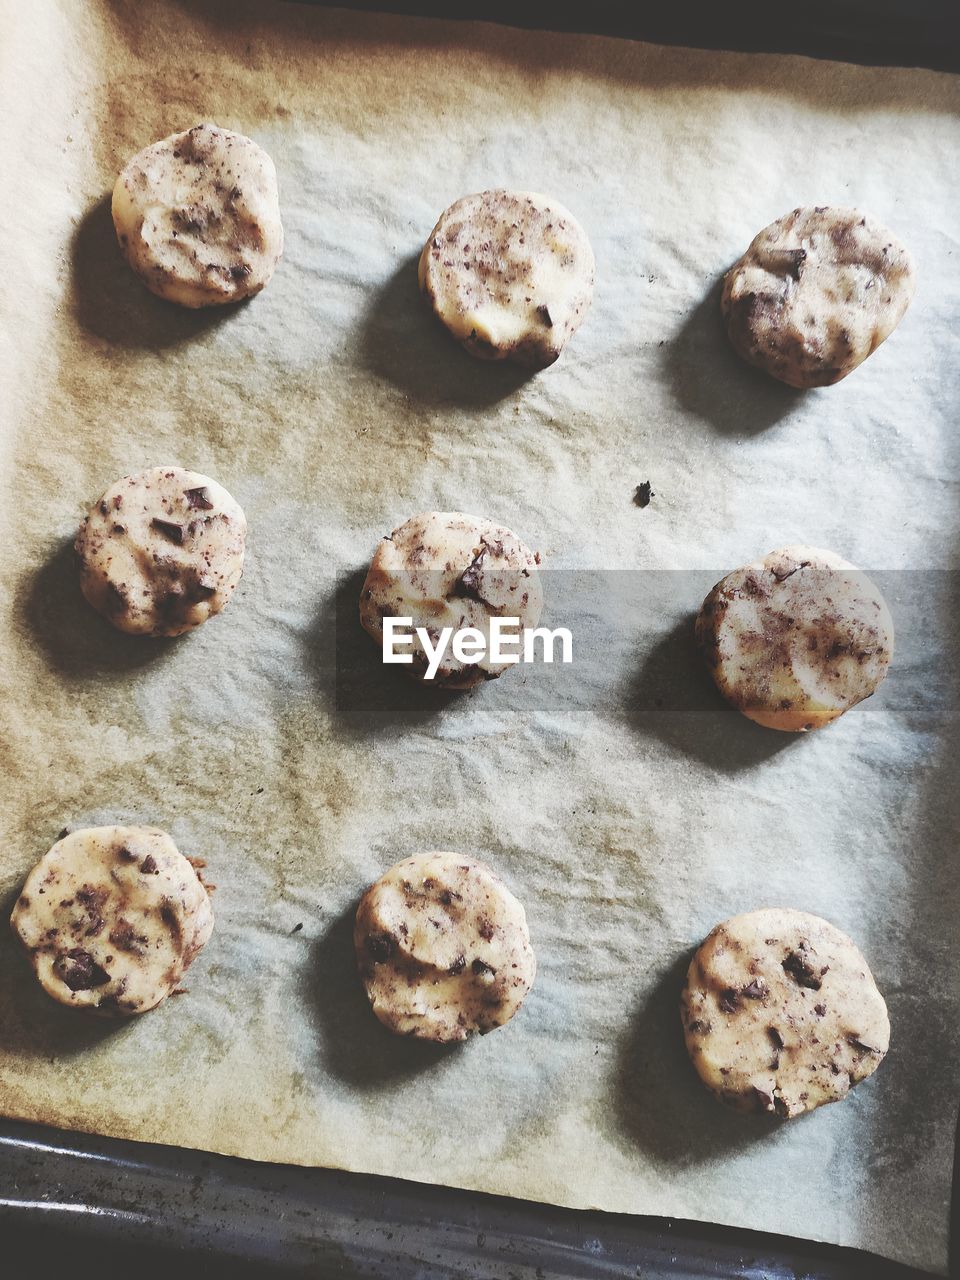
[1,0,959,1271]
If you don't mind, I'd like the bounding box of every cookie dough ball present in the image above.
[359,511,543,689]
[112,122,283,307]
[419,190,594,368]
[10,826,214,1016]
[681,908,889,1118]
[355,852,536,1041]
[721,206,915,388]
[75,466,247,638]
[696,545,893,732]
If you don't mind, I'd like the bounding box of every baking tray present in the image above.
[3,1,958,1276]
[2,1115,950,1277]
[332,0,960,72]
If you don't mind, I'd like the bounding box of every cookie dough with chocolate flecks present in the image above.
[10,826,213,1017]
[721,206,915,388]
[696,545,893,731]
[75,466,247,637]
[113,122,283,307]
[354,851,536,1042]
[681,908,889,1118]
[419,190,594,368]
[359,510,543,689]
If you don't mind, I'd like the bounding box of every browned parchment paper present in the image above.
[1,1,959,1271]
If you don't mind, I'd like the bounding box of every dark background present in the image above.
[322,0,960,72]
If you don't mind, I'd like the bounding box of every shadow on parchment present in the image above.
[304,566,468,739]
[355,253,535,410]
[610,951,778,1167]
[309,903,458,1089]
[0,886,129,1061]
[19,536,176,677]
[621,615,796,773]
[664,280,802,438]
[70,195,235,350]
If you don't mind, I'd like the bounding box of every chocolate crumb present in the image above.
[159,903,183,948]
[109,920,147,955]
[151,518,185,545]
[634,481,654,508]
[453,549,487,603]
[184,486,214,511]
[847,1036,881,1055]
[54,949,111,992]
[783,946,822,990]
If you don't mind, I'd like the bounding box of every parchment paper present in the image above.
[1,0,959,1271]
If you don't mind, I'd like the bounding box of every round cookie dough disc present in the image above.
[76,465,247,637]
[359,510,543,689]
[696,545,893,732]
[113,122,283,307]
[10,826,214,1016]
[418,190,594,368]
[681,908,890,1118]
[721,206,915,388]
[355,851,536,1042]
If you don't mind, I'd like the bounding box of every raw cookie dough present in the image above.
[418,189,594,368]
[76,465,247,637]
[10,826,214,1016]
[681,908,890,1118]
[696,545,893,731]
[354,852,536,1041]
[112,122,283,307]
[359,510,544,689]
[721,206,915,388]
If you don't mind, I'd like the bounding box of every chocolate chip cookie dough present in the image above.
[359,510,543,689]
[419,190,594,368]
[721,206,915,388]
[355,852,536,1041]
[113,122,283,307]
[11,826,214,1016]
[681,909,889,1118]
[76,466,247,637]
[696,545,893,731]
